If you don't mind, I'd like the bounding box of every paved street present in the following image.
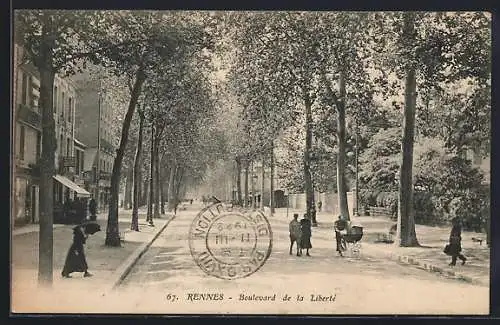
[110,204,489,315]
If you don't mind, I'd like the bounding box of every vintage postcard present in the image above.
[11,10,491,315]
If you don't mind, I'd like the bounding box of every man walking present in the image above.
[289,213,302,256]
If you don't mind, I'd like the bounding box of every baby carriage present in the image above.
[340,225,363,256]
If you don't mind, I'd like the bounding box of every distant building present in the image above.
[52,73,90,215]
[12,43,90,227]
[13,44,42,226]
[74,74,116,210]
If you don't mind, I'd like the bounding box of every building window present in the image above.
[36,132,41,161]
[68,97,72,122]
[60,134,64,156]
[81,152,84,174]
[19,125,25,160]
[75,150,80,175]
[61,91,65,120]
[21,72,28,105]
[66,138,70,156]
[29,76,35,107]
[54,86,58,113]
[31,78,39,112]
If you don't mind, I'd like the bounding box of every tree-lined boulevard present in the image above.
[12,10,490,314]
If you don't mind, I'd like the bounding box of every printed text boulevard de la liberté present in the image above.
[164,293,337,303]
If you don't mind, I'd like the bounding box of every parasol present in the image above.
[80,221,101,235]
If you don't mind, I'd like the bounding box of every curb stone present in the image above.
[101,214,176,296]
[393,253,488,287]
[364,243,488,287]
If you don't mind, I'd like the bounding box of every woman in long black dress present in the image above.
[62,225,93,278]
[300,215,312,256]
[447,217,467,266]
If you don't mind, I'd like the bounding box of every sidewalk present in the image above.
[11,210,174,313]
[12,207,147,237]
[357,216,490,287]
[270,208,490,287]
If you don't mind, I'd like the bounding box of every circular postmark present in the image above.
[189,203,273,280]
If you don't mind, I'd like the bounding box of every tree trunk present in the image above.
[146,125,154,225]
[175,167,185,200]
[244,159,250,208]
[236,157,243,206]
[124,168,132,210]
[250,160,255,210]
[137,166,143,206]
[165,179,169,206]
[37,15,56,284]
[160,182,166,214]
[105,67,146,246]
[141,179,148,207]
[168,164,177,211]
[303,90,317,226]
[131,109,144,231]
[260,156,265,209]
[160,163,165,215]
[270,143,275,214]
[153,135,160,219]
[336,69,351,221]
[396,12,420,247]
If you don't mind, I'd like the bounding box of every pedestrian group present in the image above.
[289,213,313,256]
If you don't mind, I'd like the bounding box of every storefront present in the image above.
[14,174,39,227]
[53,174,91,224]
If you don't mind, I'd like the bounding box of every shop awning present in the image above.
[53,174,91,197]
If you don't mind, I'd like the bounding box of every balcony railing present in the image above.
[60,156,76,168]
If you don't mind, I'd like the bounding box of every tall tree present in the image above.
[396,12,419,246]
[146,123,155,225]
[369,12,491,246]
[131,107,145,231]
